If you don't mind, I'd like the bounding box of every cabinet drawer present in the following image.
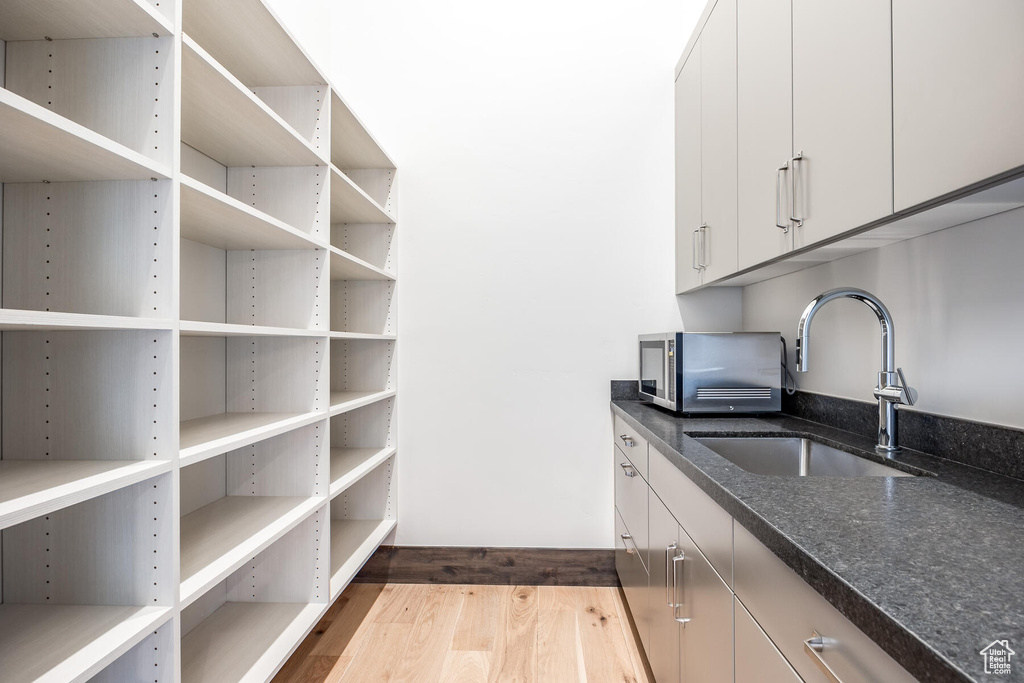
[614,443,648,567]
[734,523,916,683]
[614,414,648,480]
[649,444,733,586]
[615,507,650,653]
[735,598,803,683]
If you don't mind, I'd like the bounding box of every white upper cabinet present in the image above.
[675,40,704,294]
[675,0,738,293]
[736,0,793,270]
[791,0,893,248]
[699,0,738,283]
[893,0,1024,211]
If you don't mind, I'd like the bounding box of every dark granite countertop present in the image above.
[611,399,1024,683]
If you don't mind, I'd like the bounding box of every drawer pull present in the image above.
[672,552,691,625]
[619,434,636,447]
[804,631,844,683]
[621,533,636,555]
[619,462,637,478]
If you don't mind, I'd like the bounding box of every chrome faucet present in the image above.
[795,288,917,454]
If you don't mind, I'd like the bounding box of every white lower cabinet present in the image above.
[648,494,681,683]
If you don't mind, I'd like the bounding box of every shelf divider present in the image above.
[0,0,173,41]
[330,448,396,500]
[329,390,397,417]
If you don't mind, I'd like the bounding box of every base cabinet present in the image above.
[612,411,919,683]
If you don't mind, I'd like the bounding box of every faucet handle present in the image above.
[897,367,917,406]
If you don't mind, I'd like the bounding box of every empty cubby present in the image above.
[180,507,328,683]
[178,422,327,606]
[329,397,396,498]
[3,180,174,319]
[329,456,395,599]
[330,338,396,411]
[179,335,327,464]
[4,35,175,168]
[0,473,174,681]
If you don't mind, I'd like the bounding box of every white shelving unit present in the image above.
[0,0,397,680]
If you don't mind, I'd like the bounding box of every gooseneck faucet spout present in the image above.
[795,288,916,454]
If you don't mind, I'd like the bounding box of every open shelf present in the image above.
[89,618,175,683]
[183,0,324,88]
[179,411,324,467]
[180,320,330,338]
[180,175,326,251]
[0,459,172,531]
[180,495,324,607]
[0,475,175,680]
[181,35,324,168]
[0,0,173,41]
[0,88,171,183]
[0,309,174,332]
[330,447,397,499]
[330,165,394,225]
[331,90,396,170]
[330,519,396,600]
[181,602,324,683]
[0,605,173,683]
[330,389,397,417]
[330,246,395,281]
[330,331,398,341]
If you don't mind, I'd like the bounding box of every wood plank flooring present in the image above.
[273,583,651,683]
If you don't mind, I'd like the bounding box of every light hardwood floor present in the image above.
[272,583,651,683]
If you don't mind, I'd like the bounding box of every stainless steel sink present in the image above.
[696,437,915,477]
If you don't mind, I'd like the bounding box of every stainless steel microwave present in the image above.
[638,332,782,413]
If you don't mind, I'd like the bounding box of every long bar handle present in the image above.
[697,224,708,270]
[665,543,677,607]
[672,552,691,624]
[789,152,804,227]
[691,228,701,271]
[804,631,844,683]
[776,162,790,232]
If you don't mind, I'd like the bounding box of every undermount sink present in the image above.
[696,437,916,478]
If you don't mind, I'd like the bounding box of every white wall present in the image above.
[744,207,1024,429]
[324,1,707,547]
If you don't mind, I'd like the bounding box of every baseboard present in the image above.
[353,546,618,586]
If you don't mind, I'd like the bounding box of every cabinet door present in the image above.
[678,528,733,683]
[893,0,1024,210]
[615,509,651,654]
[735,599,802,683]
[700,0,738,282]
[792,0,892,247]
[648,494,681,683]
[737,0,793,270]
[675,42,703,294]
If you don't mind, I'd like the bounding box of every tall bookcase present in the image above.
[0,1,398,681]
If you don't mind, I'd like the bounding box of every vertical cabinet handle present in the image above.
[698,223,707,269]
[672,551,691,625]
[789,152,804,227]
[804,631,845,683]
[665,542,678,607]
[619,462,637,478]
[776,162,790,232]
[691,228,701,271]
